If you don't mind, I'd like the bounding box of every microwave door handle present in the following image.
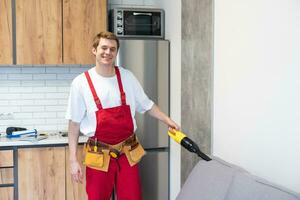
[133,12,152,16]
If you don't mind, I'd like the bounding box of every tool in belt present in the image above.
[86,134,138,158]
[83,134,145,171]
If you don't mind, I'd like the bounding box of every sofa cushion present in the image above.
[176,157,300,200]
[176,158,242,200]
[225,172,300,200]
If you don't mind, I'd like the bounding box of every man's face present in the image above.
[93,38,118,67]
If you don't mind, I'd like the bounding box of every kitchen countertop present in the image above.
[0,133,88,147]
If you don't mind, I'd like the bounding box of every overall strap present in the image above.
[114,66,126,105]
[84,71,103,109]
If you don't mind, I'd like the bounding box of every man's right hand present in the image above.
[68,121,82,183]
[70,160,83,183]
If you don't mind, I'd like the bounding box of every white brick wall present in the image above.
[0,65,91,133]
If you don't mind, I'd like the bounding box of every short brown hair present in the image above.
[92,31,120,50]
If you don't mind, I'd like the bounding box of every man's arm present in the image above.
[68,120,83,183]
[147,104,180,130]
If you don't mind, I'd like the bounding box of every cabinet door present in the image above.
[0,168,14,185]
[18,147,66,200]
[0,187,14,200]
[0,0,12,64]
[66,145,88,200]
[16,0,62,64]
[63,0,107,64]
[0,150,13,167]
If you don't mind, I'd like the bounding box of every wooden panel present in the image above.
[0,150,13,167]
[0,168,14,184]
[18,147,66,200]
[66,145,88,200]
[0,0,12,64]
[0,187,14,200]
[16,0,62,64]
[63,0,107,64]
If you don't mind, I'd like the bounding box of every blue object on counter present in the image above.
[6,129,37,138]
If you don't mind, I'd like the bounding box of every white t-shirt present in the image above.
[65,66,154,136]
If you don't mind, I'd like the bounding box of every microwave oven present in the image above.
[109,8,164,39]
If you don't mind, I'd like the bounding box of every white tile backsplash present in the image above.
[21,80,45,87]
[33,74,57,80]
[8,74,33,80]
[0,67,21,73]
[0,100,9,105]
[9,100,35,106]
[33,99,59,106]
[32,87,57,93]
[33,112,56,118]
[21,67,46,73]
[0,65,90,133]
[0,106,21,113]
[0,74,7,79]
[0,80,21,86]
[9,87,33,93]
[46,67,69,73]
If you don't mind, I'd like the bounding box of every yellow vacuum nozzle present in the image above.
[168,129,186,144]
[168,129,212,161]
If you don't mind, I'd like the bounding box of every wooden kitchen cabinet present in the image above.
[0,150,13,167]
[15,0,107,65]
[18,147,66,200]
[16,0,62,64]
[0,149,14,200]
[63,0,107,64]
[0,0,12,64]
[0,168,14,184]
[0,187,14,200]
[66,145,88,200]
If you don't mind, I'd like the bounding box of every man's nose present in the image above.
[105,49,112,54]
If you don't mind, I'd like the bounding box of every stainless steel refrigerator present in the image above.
[116,39,170,200]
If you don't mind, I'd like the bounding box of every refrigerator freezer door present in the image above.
[139,150,169,200]
[116,40,170,148]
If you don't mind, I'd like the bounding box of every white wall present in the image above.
[214,0,300,193]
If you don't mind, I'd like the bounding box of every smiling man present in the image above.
[66,31,179,200]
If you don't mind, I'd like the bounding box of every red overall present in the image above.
[84,67,142,200]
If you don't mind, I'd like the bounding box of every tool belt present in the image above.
[83,134,146,172]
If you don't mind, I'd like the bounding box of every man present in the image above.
[66,31,179,200]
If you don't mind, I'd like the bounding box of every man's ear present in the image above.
[92,48,97,55]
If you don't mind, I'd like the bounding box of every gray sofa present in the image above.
[176,157,300,200]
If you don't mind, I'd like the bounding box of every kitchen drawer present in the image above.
[0,187,14,200]
[0,150,13,167]
[0,168,14,184]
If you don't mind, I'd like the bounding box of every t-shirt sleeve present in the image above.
[129,72,154,113]
[65,79,86,123]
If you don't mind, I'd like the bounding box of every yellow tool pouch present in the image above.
[83,144,110,172]
[123,139,146,166]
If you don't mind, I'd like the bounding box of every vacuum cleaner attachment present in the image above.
[168,129,212,161]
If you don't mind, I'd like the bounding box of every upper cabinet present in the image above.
[0,0,12,64]
[16,0,62,64]
[63,0,107,64]
[1,0,107,65]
